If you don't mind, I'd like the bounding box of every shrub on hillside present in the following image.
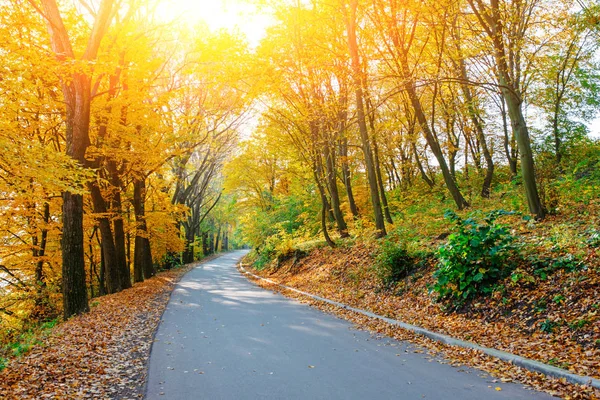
[431,210,517,308]
[375,240,415,287]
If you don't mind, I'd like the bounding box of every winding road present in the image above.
[145,250,554,399]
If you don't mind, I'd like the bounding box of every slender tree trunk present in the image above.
[31,202,50,317]
[457,58,494,198]
[468,0,544,218]
[339,135,359,218]
[90,183,121,294]
[323,141,349,237]
[109,163,131,289]
[215,225,221,252]
[372,136,393,224]
[133,178,154,281]
[345,0,386,237]
[500,97,518,176]
[402,60,469,209]
[202,232,210,256]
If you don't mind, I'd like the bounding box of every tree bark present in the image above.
[40,0,116,318]
[468,0,545,218]
[345,0,386,237]
[89,183,121,294]
[323,140,349,237]
[133,178,154,281]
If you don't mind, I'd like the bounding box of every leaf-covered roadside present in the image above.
[241,244,600,399]
[0,262,200,399]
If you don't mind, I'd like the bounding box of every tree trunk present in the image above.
[32,202,50,318]
[323,141,349,237]
[133,178,154,281]
[345,0,386,237]
[40,0,116,319]
[215,225,221,252]
[457,57,495,198]
[372,134,393,224]
[412,143,435,189]
[202,232,210,256]
[109,162,131,289]
[90,183,121,294]
[402,60,469,209]
[468,0,544,218]
[339,136,359,218]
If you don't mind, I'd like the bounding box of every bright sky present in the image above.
[156,0,274,47]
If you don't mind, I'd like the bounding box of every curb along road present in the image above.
[239,263,600,390]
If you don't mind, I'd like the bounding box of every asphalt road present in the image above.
[145,250,554,399]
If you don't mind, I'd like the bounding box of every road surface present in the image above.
[146,250,554,399]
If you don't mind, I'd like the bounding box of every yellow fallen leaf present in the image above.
[495,387,502,391]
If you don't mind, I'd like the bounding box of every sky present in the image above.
[156,0,273,47]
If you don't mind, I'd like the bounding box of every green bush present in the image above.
[375,240,414,287]
[431,210,516,307]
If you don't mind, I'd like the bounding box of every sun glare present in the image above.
[156,0,273,46]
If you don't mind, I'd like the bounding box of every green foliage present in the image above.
[568,318,590,331]
[161,253,184,270]
[431,210,517,307]
[0,317,58,367]
[529,253,586,280]
[540,319,558,334]
[374,240,415,287]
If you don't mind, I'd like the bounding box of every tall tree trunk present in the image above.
[371,131,394,224]
[323,141,349,237]
[412,142,435,189]
[89,183,121,294]
[457,57,495,198]
[222,229,228,251]
[500,97,518,177]
[468,0,544,219]
[40,0,116,319]
[345,0,386,237]
[32,202,50,317]
[339,135,359,218]
[133,178,154,281]
[215,225,221,252]
[402,60,469,209]
[202,232,210,256]
[109,162,131,289]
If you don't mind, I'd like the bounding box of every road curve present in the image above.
[145,250,554,399]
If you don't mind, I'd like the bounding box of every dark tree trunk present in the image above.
[372,135,393,224]
[202,232,210,256]
[109,163,131,289]
[322,142,349,237]
[98,235,106,296]
[215,225,221,252]
[89,183,121,294]
[133,178,154,281]
[31,202,50,318]
[40,0,116,319]
[468,0,544,219]
[338,109,359,219]
[222,230,228,251]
